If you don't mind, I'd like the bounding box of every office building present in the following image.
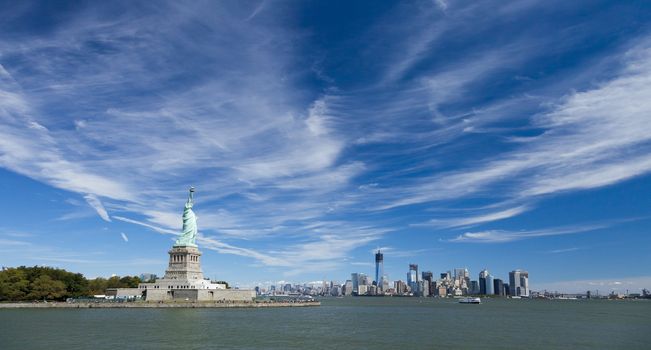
[343,280,353,296]
[395,280,407,295]
[375,249,384,291]
[422,271,433,297]
[485,274,494,295]
[509,270,530,297]
[493,278,504,296]
[470,280,480,295]
[408,264,419,295]
[351,273,360,295]
[479,269,490,295]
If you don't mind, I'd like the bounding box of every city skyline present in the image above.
[1,1,651,293]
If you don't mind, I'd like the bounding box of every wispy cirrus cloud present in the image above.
[547,247,582,254]
[369,42,651,231]
[414,205,530,228]
[448,224,605,243]
[84,194,111,222]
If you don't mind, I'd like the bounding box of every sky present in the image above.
[1,0,651,293]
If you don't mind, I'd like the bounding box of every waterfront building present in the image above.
[421,280,429,297]
[381,276,390,292]
[408,264,419,295]
[375,249,384,291]
[422,271,433,297]
[358,284,369,295]
[479,269,489,295]
[351,273,360,295]
[422,271,433,280]
[485,274,494,295]
[351,273,368,295]
[343,280,353,296]
[493,278,504,296]
[509,270,530,297]
[395,280,407,295]
[470,280,480,295]
[360,273,370,287]
[452,268,471,295]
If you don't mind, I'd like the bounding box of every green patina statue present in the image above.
[174,187,198,247]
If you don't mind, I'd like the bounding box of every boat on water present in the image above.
[459,297,481,304]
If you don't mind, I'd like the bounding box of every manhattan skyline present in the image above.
[1,1,651,293]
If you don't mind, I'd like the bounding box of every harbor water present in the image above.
[1,297,649,349]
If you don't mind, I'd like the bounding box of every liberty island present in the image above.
[127,187,257,302]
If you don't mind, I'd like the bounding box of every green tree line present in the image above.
[0,266,144,301]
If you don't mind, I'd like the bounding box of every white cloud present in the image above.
[434,0,448,11]
[120,232,129,242]
[375,43,651,218]
[0,239,31,246]
[547,247,581,254]
[417,205,529,228]
[84,194,111,222]
[113,216,177,235]
[449,224,604,243]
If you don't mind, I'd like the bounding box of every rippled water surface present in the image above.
[1,298,650,349]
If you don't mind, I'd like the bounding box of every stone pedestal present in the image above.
[163,246,204,281]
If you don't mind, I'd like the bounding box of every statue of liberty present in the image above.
[174,187,198,247]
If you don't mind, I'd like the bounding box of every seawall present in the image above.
[0,301,320,309]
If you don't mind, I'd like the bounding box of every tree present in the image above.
[119,276,141,288]
[87,278,109,295]
[60,272,89,298]
[106,276,122,288]
[0,266,144,301]
[0,268,30,301]
[28,275,67,300]
[214,280,230,289]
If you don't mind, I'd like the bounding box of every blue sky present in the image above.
[1,0,651,293]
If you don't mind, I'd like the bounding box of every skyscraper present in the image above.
[479,269,490,295]
[395,280,407,295]
[351,273,359,295]
[485,274,494,295]
[408,264,419,295]
[470,280,480,295]
[454,268,470,293]
[375,249,384,291]
[422,271,433,297]
[343,280,353,296]
[493,278,504,296]
[509,270,530,297]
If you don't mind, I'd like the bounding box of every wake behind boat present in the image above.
[459,297,481,304]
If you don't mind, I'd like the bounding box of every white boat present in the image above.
[459,297,481,304]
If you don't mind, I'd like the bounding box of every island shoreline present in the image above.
[0,301,320,309]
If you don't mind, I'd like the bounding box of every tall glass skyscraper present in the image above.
[485,274,494,295]
[375,249,384,290]
[493,278,504,296]
[509,270,530,297]
[408,264,419,295]
[351,272,359,295]
[479,269,490,295]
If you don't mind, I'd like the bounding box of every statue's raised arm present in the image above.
[185,186,195,209]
